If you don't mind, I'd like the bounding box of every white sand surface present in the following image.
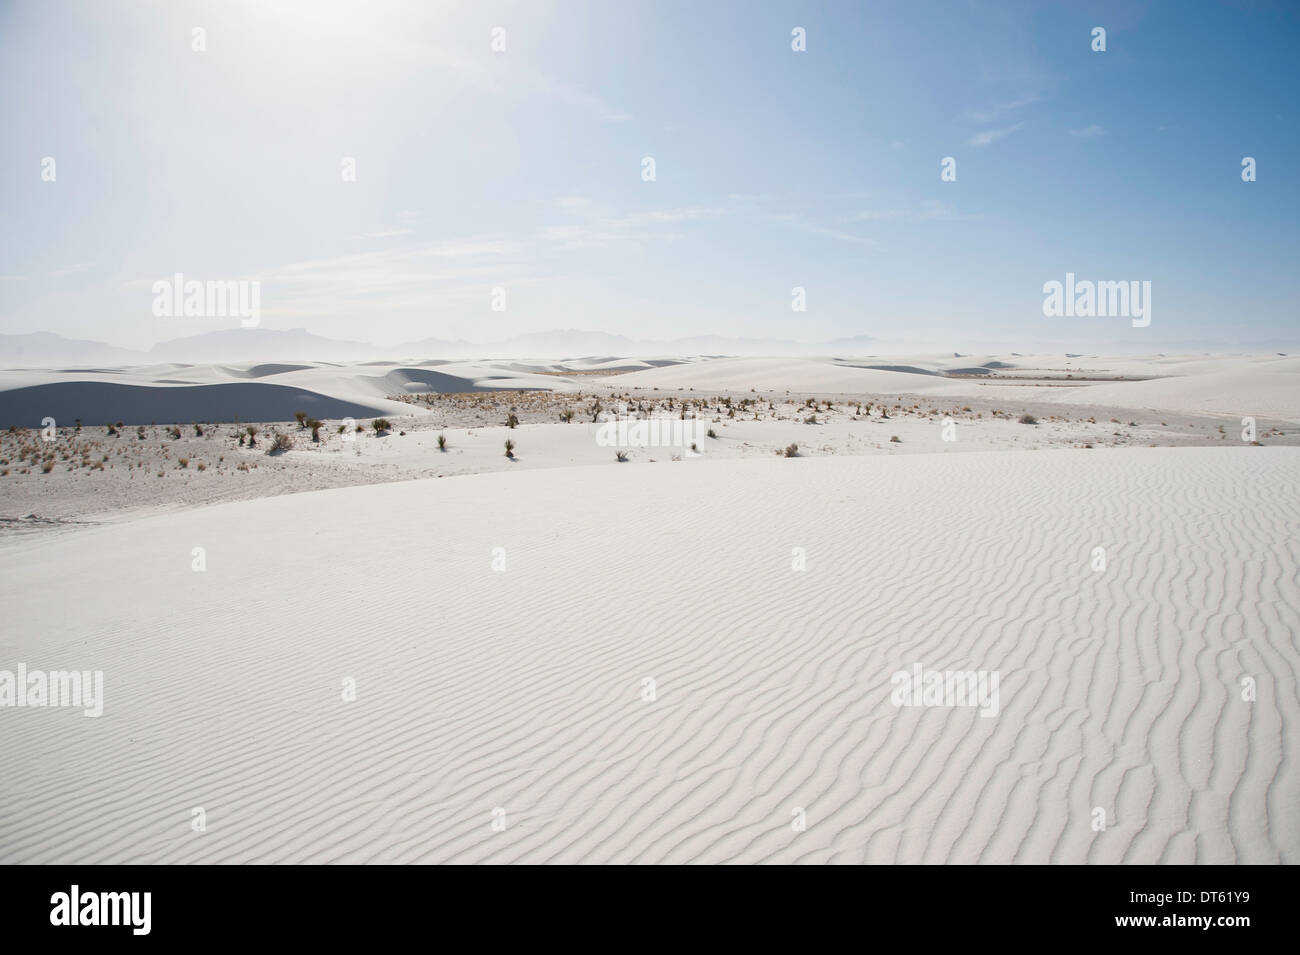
[1035,356,1300,421]
[613,353,1300,422]
[3,353,1296,430]
[1,446,1295,863]
[0,359,592,428]
[612,356,978,396]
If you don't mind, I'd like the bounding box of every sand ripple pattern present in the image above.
[0,448,1295,863]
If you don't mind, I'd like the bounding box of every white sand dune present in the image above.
[0,360,588,427]
[617,354,1300,423]
[613,356,979,396]
[0,379,411,427]
[1,447,1294,863]
[1037,356,1300,422]
[4,353,1296,428]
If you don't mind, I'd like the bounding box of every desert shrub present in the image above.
[268,432,293,454]
[194,423,203,436]
[178,457,189,468]
[437,433,447,450]
[307,419,323,441]
[1019,414,1038,425]
[507,412,519,429]
[372,419,391,435]
[294,411,307,428]
[707,428,717,439]
[616,450,629,462]
[560,410,574,423]
[504,438,515,458]
[890,435,901,442]
[784,443,799,457]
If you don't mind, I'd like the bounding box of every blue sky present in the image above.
[1,0,1296,351]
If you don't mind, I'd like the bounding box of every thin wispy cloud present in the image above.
[535,207,724,249]
[968,122,1026,147]
[854,200,963,223]
[262,4,632,124]
[637,207,726,223]
[46,263,95,278]
[127,208,722,320]
[766,215,878,247]
[353,229,414,240]
[1069,124,1106,138]
[966,93,1039,124]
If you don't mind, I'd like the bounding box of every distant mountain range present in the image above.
[0,328,883,366]
[0,331,146,367]
[1,328,1293,368]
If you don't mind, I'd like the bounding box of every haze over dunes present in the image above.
[3,352,1298,427]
